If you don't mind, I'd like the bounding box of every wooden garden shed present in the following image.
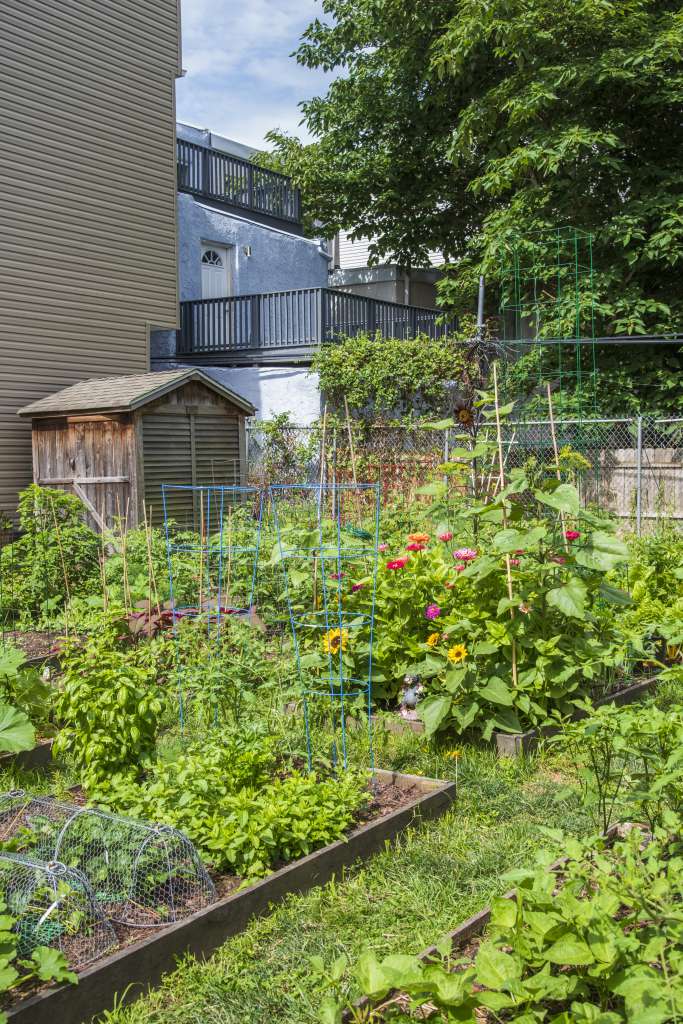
[18,368,256,529]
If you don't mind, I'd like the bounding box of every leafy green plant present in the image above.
[0,485,100,628]
[338,824,683,1023]
[0,645,54,739]
[0,894,76,1021]
[53,616,168,789]
[92,732,370,879]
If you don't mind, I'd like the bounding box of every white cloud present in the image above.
[177,0,331,148]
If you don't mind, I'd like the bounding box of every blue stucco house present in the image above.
[151,123,448,422]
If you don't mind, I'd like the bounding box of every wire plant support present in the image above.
[270,482,380,773]
[161,484,264,727]
[0,791,216,929]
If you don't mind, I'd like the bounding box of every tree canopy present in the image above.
[268,0,683,335]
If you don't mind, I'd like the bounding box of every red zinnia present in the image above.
[406,542,426,552]
[565,530,581,542]
[438,531,453,542]
[387,558,408,570]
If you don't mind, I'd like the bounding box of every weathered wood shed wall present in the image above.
[18,370,255,530]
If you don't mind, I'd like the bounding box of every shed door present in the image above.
[142,412,242,528]
[194,414,241,487]
[142,414,194,527]
[201,246,234,299]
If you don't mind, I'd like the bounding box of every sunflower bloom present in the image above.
[323,627,349,654]
[447,643,468,664]
[426,632,440,648]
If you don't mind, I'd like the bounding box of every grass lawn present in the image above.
[97,732,592,1024]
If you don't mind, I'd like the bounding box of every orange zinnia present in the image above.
[407,532,430,544]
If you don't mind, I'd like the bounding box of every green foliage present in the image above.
[0,485,100,627]
[272,0,683,340]
[0,894,76,1022]
[53,617,169,789]
[559,700,683,833]
[0,645,53,741]
[92,734,370,878]
[311,334,463,421]
[343,824,683,1022]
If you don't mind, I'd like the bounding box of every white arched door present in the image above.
[201,245,234,299]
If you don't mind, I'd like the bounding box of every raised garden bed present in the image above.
[346,822,623,1022]
[4,767,455,1024]
[0,738,54,771]
[494,675,658,756]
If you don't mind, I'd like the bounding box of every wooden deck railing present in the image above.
[177,139,302,229]
[178,288,451,359]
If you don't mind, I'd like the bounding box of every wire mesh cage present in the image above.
[0,792,216,928]
[270,482,380,771]
[0,851,117,968]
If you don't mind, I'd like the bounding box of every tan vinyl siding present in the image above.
[0,0,180,515]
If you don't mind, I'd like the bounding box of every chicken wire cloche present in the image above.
[0,852,117,968]
[0,791,216,928]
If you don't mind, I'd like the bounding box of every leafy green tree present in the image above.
[268,0,683,336]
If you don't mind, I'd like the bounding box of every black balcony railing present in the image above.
[177,139,302,230]
[177,288,452,362]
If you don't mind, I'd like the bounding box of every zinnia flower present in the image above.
[406,542,426,552]
[453,548,477,562]
[387,558,408,570]
[408,532,430,544]
[454,563,466,573]
[514,549,525,555]
[438,531,453,542]
[447,643,468,664]
[509,558,520,567]
[378,543,389,552]
[518,602,532,614]
[424,603,441,620]
[329,572,344,580]
[322,627,348,654]
[565,530,581,541]
[351,582,364,592]
[426,632,440,648]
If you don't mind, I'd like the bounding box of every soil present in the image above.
[1,630,59,663]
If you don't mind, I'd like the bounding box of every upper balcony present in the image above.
[177,139,303,234]
[177,288,453,365]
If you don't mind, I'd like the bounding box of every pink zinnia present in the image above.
[509,558,520,567]
[387,558,408,570]
[453,548,477,562]
[329,572,344,580]
[378,543,389,552]
[438,531,453,542]
[454,563,466,573]
[565,530,580,542]
[425,603,441,620]
[406,542,426,552]
[351,582,364,592]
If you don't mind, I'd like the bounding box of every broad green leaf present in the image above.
[475,943,522,988]
[418,695,452,738]
[380,954,424,988]
[490,895,516,928]
[30,945,78,983]
[598,582,632,606]
[543,935,595,966]
[355,950,389,997]
[318,997,341,1024]
[414,482,447,497]
[0,648,25,679]
[479,676,514,706]
[575,531,629,571]
[0,703,35,754]
[489,706,523,734]
[534,483,581,515]
[546,578,587,619]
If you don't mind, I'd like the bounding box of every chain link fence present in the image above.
[246,417,683,531]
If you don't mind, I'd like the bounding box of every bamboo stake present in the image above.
[492,363,518,688]
[48,496,70,637]
[143,503,161,617]
[318,405,328,492]
[343,396,358,485]
[546,382,570,552]
[198,492,205,612]
[99,500,108,616]
[226,504,232,606]
[116,495,131,616]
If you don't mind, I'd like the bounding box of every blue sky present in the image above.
[177,0,331,149]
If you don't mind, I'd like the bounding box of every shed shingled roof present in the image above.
[17,369,255,417]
